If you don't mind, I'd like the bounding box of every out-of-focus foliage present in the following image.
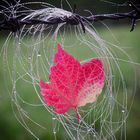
[0,25,140,140]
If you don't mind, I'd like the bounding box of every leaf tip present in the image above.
[57,43,63,50]
[40,80,45,87]
[40,80,49,90]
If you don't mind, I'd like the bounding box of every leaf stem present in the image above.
[75,108,81,123]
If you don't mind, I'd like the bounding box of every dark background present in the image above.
[0,0,140,13]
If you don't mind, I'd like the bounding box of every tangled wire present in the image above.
[0,1,138,140]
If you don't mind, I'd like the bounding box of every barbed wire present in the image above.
[0,1,140,33]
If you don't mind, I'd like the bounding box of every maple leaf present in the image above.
[40,44,105,115]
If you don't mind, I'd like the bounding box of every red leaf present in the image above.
[40,44,105,114]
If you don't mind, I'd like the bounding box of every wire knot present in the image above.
[66,14,86,33]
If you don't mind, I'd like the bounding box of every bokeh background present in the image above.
[0,0,140,140]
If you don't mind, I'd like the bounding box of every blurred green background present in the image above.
[0,0,140,140]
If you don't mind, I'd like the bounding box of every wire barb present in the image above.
[0,1,140,33]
